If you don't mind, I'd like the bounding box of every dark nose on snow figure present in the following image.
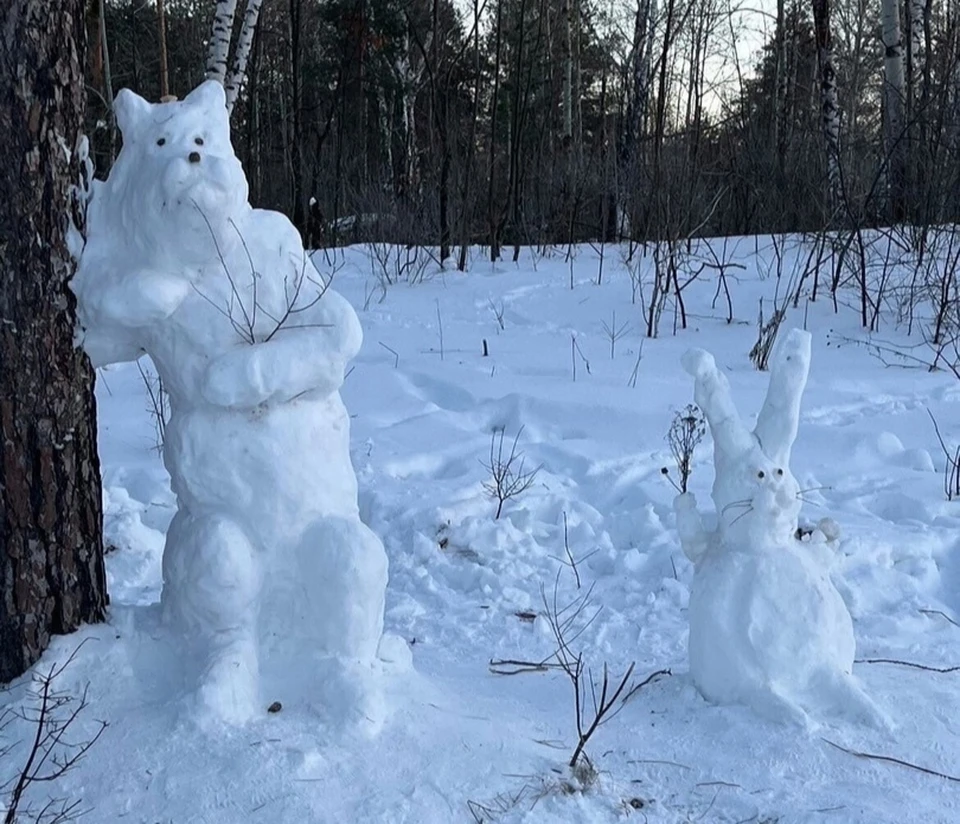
[189,151,201,164]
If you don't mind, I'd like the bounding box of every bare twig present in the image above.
[436,299,444,361]
[661,405,706,494]
[489,299,506,331]
[2,645,107,824]
[378,341,400,368]
[822,738,960,783]
[539,577,635,769]
[627,342,644,388]
[480,427,542,519]
[136,361,168,453]
[855,657,960,673]
[600,311,630,359]
[919,608,960,628]
[927,408,960,501]
[571,334,591,382]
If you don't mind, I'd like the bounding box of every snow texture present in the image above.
[16,237,960,822]
[70,80,389,725]
[676,329,888,729]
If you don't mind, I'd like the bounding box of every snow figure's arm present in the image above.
[78,322,144,368]
[202,290,363,409]
[680,349,753,458]
[674,492,709,564]
[752,329,811,465]
[91,271,193,328]
[72,265,150,367]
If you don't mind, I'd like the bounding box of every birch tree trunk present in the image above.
[881,0,907,219]
[225,0,265,114]
[206,0,239,84]
[158,0,170,98]
[0,0,107,683]
[812,0,841,217]
[394,30,431,200]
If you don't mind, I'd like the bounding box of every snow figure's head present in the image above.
[682,329,811,548]
[105,81,249,264]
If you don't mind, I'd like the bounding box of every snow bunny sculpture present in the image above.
[71,81,389,724]
[675,329,887,729]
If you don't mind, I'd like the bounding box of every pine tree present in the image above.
[0,0,108,682]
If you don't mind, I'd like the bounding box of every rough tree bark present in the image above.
[812,0,841,218]
[619,0,655,238]
[0,0,108,683]
[206,0,239,84]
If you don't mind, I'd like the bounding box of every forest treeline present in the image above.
[85,0,960,261]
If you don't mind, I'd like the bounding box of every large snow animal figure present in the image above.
[674,329,888,729]
[71,81,389,724]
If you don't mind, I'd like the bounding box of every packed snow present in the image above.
[70,81,390,727]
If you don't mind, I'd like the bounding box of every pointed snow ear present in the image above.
[753,328,811,464]
[184,80,227,113]
[114,88,152,137]
[681,348,753,459]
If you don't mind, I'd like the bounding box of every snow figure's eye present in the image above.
[195,137,204,146]
[776,468,784,476]
[757,470,765,479]
[157,138,166,146]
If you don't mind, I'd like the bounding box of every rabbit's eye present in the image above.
[156,138,166,146]
[757,470,765,479]
[195,137,204,146]
[776,468,784,476]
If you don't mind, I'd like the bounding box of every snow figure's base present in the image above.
[676,329,889,731]
[72,80,390,726]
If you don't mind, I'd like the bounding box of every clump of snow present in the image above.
[675,329,889,729]
[70,80,389,725]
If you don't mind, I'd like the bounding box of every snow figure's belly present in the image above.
[688,542,855,705]
[164,393,359,549]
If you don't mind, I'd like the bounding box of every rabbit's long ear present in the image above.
[682,349,753,459]
[753,328,811,464]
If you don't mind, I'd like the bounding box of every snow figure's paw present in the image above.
[312,657,387,738]
[812,670,894,733]
[99,271,193,327]
[680,348,715,379]
[377,633,414,672]
[202,337,350,409]
[195,638,260,725]
[201,346,274,409]
[815,517,841,543]
[674,491,698,514]
[747,684,815,733]
[674,493,708,565]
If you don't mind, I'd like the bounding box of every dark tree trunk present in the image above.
[0,0,108,683]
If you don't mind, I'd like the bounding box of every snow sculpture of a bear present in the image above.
[71,81,389,724]
[675,329,888,729]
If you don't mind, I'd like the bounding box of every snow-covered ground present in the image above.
[5,238,960,822]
